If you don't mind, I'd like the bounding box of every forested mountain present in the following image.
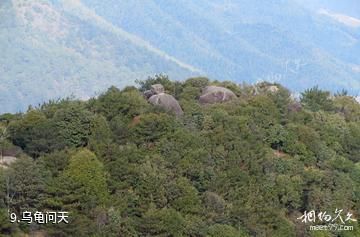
[1,0,360,113]
[0,77,359,236]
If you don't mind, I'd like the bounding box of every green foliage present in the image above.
[334,96,360,122]
[91,86,150,121]
[207,224,248,237]
[140,207,186,236]
[179,77,210,101]
[37,149,72,178]
[0,208,18,236]
[7,103,93,157]
[88,114,112,157]
[53,103,93,148]
[265,124,289,150]
[8,110,49,156]
[56,149,108,212]
[130,113,179,144]
[301,86,334,112]
[166,177,201,215]
[6,156,45,213]
[1,79,359,236]
[136,74,174,93]
[344,122,360,162]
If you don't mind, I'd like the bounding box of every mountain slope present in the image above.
[81,0,359,92]
[0,0,198,113]
[295,0,360,18]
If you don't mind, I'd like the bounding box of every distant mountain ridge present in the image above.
[1,0,359,113]
[0,0,199,113]
[295,0,360,18]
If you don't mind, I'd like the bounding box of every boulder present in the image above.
[144,90,155,99]
[148,93,183,116]
[199,86,236,104]
[267,85,279,93]
[144,84,165,99]
[0,156,17,168]
[253,83,280,95]
[151,84,164,94]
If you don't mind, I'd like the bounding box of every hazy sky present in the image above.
[297,0,360,18]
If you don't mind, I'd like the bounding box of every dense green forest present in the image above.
[0,76,359,237]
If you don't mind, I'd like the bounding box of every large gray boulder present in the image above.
[143,84,165,99]
[145,84,183,116]
[148,93,184,116]
[151,84,165,94]
[199,86,236,104]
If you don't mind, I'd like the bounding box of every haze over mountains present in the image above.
[1,0,360,113]
[296,0,360,18]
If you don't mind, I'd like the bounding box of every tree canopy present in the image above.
[0,78,359,236]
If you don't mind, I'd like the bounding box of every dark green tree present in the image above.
[301,86,334,112]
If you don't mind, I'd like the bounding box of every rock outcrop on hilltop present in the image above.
[150,84,165,94]
[252,83,280,95]
[145,84,184,116]
[199,86,237,104]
